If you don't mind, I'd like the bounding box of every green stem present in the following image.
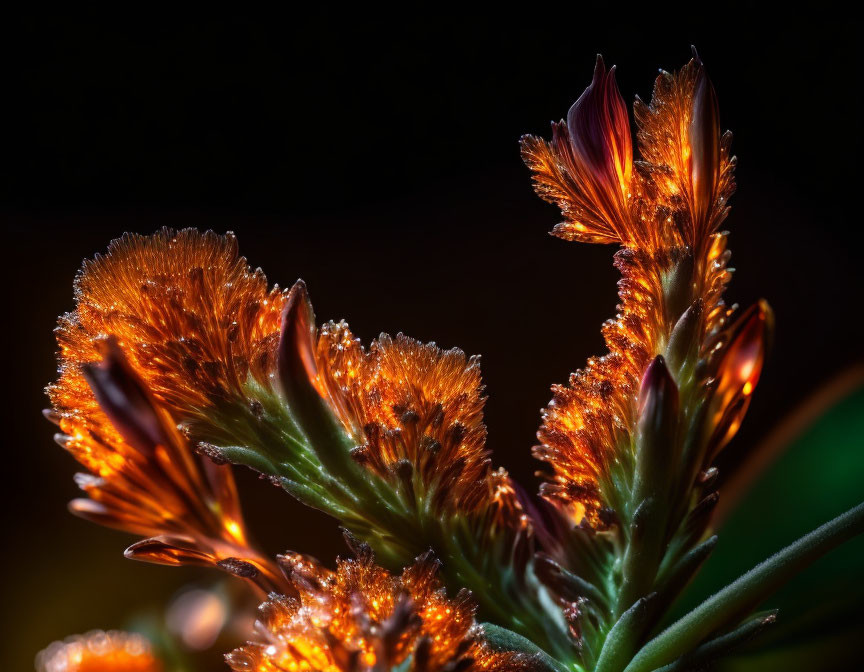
[623,501,864,672]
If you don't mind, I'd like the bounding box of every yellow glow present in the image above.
[224,520,245,545]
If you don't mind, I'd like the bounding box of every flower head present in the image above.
[227,548,531,672]
[279,281,531,555]
[53,228,286,422]
[314,322,492,512]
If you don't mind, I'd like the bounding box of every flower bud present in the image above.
[566,55,633,229]
[276,281,364,482]
[637,355,680,468]
[706,300,773,457]
[276,280,319,402]
[689,58,721,226]
[666,300,704,376]
[617,356,681,613]
[663,253,696,323]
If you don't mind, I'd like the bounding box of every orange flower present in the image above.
[47,337,286,594]
[227,548,530,672]
[523,53,756,528]
[49,229,530,615]
[315,323,492,510]
[279,280,530,530]
[36,631,162,672]
[54,228,286,424]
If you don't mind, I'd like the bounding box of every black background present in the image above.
[2,7,862,670]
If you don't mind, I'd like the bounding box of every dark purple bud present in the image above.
[81,338,166,454]
[567,55,633,189]
[276,280,319,400]
[638,356,680,429]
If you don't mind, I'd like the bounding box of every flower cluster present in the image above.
[40,50,862,672]
[522,53,754,528]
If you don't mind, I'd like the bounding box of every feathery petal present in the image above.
[47,337,286,593]
[521,56,632,245]
[634,51,735,248]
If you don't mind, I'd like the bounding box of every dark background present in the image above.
[2,8,862,670]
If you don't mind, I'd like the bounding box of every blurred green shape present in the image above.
[672,380,864,670]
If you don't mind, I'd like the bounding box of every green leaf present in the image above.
[594,593,657,672]
[480,623,575,672]
[654,610,776,672]
[622,501,864,672]
[653,536,717,617]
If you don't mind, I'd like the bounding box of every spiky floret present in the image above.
[275,283,531,553]
[227,549,533,672]
[521,52,743,528]
[36,630,162,672]
[53,227,286,418]
[315,321,519,516]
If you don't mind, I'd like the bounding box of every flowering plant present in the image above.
[40,51,863,672]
